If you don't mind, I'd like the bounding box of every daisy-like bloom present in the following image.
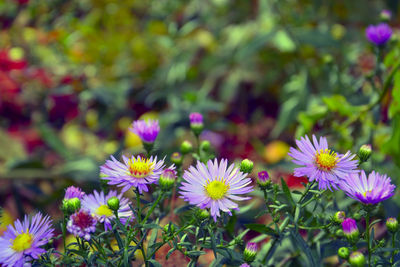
[366,23,392,46]
[129,119,160,144]
[0,213,54,267]
[100,155,165,193]
[64,186,85,200]
[82,190,134,230]
[179,159,253,222]
[288,135,358,191]
[339,170,396,205]
[67,210,97,241]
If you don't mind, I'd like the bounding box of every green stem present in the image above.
[135,190,141,223]
[142,192,164,225]
[298,181,315,204]
[391,232,396,266]
[62,216,67,252]
[366,212,371,267]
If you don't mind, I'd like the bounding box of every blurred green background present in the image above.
[1,0,400,241]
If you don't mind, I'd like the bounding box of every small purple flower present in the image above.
[67,210,97,241]
[129,119,160,144]
[366,23,392,46]
[240,264,251,267]
[257,171,270,188]
[0,213,54,267]
[179,159,253,222]
[339,170,396,205]
[100,155,165,193]
[189,112,203,125]
[64,186,85,200]
[82,190,134,231]
[288,135,358,191]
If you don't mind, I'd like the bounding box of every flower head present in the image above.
[0,213,54,267]
[179,159,253,222]
[159,168,177,191]
[366,23,392,46]
[380,10,392,21]
[339,170,395,205]
[129,119,160,144]
[288,135,358,190]
[386,217,399,233]
[64,186,85,200]
[82,190,134,231]
[100,155,165,193]
[67,210,97,241]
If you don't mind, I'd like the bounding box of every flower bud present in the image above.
[200,140,211,152]
[163,223,175,233]
[335,229,344,237]
[333,211,346,224]
[358,144,372,163]
[107,197,120,211]
[189,112,204,135]
[386,217,399,233]
[62,197,81,214]
[338,247,350,259]
[195,208,210,220]
[239,264,251,267]
[170,152,183,166]
[349,251,365,267]
[180,141,193,154]
[342,218,359,243]
[257,171,270,189]
[243,242,258,263]
[159,169,176,191]
[240,159,254,174]
[380,9,392,22]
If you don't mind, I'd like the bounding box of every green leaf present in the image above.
[322,94,360,116]
[245,224,278,237]
[281,178,295,206]
[289,229,320,267]
[148,259,162,267]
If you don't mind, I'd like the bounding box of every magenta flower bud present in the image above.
[240,264,251,267]
[366,23,392,46]
[257,171,270,189]
[243,242,258,263]
[64,186,85,200]
[189,112,204,135]
[342,218,359,243]
[129,119,160,144]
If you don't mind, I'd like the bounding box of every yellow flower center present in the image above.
[12,231,33,252]
[363,190,372,197]
[127,158,154,178]
[315,149,338,171]
[96,205,113,217]
[205,180,229,200]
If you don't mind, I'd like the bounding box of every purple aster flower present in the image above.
[243,242,258,262]
[64,186,85,200]
[288,135,358,191]
[129,119,160,144]
[240,264,251,267]
[82,190,134,231]
[179,159,253,222]
[366,23,392,46]
[100,155,165,193]
[339,170,396,204]
[67,210,97,241]
[189,112,203,124]
[0,213,54,267]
